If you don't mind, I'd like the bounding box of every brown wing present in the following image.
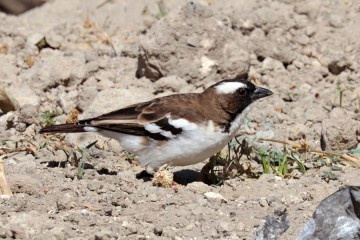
[79,93,204,140]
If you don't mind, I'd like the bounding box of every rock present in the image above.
[327,59,350,75]
[8,85,40,107]
[204,192,227,203]
[0,111,15,128]
[294,0,322,19]
[106,139,123,154]
[258,197,268,207]
[0,85,19,113]
[136,1,249,82]
[26,33,45,49]
[14,122,26,132]
[186,181,211,194]
[299,186,360,240]
[18,104,38,125]
[288,123,307,140]
[255,210,289,239]
[329,14,344,28]
[56,192,75,210]
[23,50,86,90]
[80,209,89,216]
[321,117,358,151]
[261,57,286,72]
[153,227,163,236]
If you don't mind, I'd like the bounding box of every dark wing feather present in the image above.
[75,94,202,140]
[79,99,173,140]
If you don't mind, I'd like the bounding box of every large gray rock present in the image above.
[299,186,360,240]
[136,1,249,83]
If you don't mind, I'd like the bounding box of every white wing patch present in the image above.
[144,123,162,133]
[215,81,247,94]
[168,118,197,130]
[144,123,175,139]
[84,126,99,132]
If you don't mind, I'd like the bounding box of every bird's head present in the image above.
[203,79,273,118]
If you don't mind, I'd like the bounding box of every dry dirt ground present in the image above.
[0,0,360,239]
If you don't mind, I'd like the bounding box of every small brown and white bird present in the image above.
[40,79,272,174]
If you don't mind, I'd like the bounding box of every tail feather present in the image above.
[40,123,87,133]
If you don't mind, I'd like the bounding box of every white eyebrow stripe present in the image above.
[215,82,247,94]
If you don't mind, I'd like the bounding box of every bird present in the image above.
[40,78,273,174]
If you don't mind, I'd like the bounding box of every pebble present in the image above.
[204,192,227,203]
[329,14,344,28]
[80,209,89,216]
[258,197,268,207]
[87,181,99,191]
[153,226,163,236]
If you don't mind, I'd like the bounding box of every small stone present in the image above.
[329,14,344,28]
[87,181,99,191]
[56,192,74,210]
[26,33,45,48]
[80,209,89,216]
[204,192,227,203]
[321,118,357,151]
[258,197,268,207]
[0,195,11,201]
[154,227,163,236]
[186,181,210,193]
[262,57,285,71]
[305,26,316,37]
[18,104,38,125]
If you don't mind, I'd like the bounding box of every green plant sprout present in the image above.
[41,109,60,126]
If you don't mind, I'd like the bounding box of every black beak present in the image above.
[251,87,273,101]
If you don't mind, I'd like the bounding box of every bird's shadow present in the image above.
[136,169,203,185]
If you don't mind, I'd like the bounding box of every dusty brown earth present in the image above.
[0,0,360,239]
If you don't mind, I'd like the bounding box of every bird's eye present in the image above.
[237,88,246,96]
